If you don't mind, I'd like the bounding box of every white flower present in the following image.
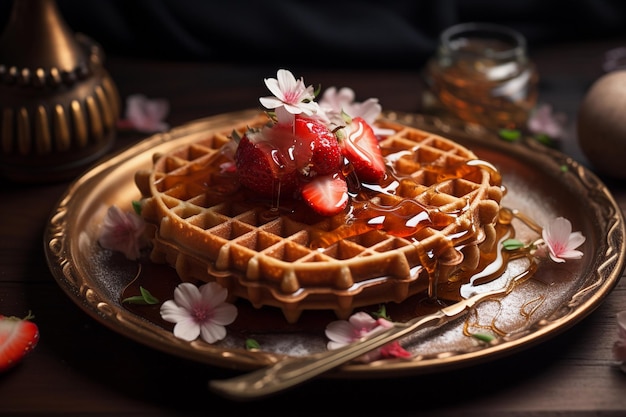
[540,217,585,263]
[259,69,319,117]
[325,311,395,363]
[98,205,147,260]
[160,282,237,344]
[119,94,170,133]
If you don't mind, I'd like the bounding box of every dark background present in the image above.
[2,0,626,68]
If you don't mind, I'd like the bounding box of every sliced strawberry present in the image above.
[294,117,342,176]
[300,173,349,216]
[339,117,386,183]
[0,313,39,372]
[234,129,299,198]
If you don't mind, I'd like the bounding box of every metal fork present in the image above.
[209,268,529,401]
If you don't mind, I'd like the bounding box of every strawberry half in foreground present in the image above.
[300,173,349,216]
[0,312,39,372]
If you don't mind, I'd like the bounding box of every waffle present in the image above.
[135,113,503,323]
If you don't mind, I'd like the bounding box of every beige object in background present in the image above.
[577,70,626,180]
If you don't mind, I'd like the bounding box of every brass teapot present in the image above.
[0,0,120,182]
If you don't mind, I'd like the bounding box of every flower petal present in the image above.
[348,311,378,330]
[173,318,201,341]
[616,311,626,339]
[263,77,283,100]
[159,300,191,323]
[98,205,146,260]
[173,282,202,311]
[566,231,586,251]
[549,252,567,263]
[275,69,297,96]
[211,303,238,326]
[199,322,227,344]
[124,94,170,133]
[259,96,284,109]
[559,249,584,260]
[351,98,383,124]
[325,320,356,346]
[544,217,572,244]
[199,282,228,305]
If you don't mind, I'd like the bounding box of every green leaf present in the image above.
[132,200,142,215]
[372,304,390,320]
[122,295,148,304]
[534,133,554,146]
[499,129,521,142]
[122,286,159,305]
[313,84,322,98]
[502,239,525,251]
[139,287,159,304]
[245,338,261,350]
[472,333,495,342]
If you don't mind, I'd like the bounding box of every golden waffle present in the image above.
[135,113,503,323]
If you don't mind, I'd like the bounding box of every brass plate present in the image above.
[44,110,625,377]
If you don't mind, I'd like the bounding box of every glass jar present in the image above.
[425,22,539,131]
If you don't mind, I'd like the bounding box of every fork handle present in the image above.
[208,309,448,400]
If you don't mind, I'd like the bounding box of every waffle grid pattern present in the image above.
[136,114,502,323]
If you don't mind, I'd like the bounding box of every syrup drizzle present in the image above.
[156,142,508,303]
[123,206,547,341]
[309,156,500,248]
[149,133,562,329]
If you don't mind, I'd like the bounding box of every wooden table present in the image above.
[1,37,626,416]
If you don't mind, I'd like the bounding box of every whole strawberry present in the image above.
[293,117,343,177]
[234,116,343,198]
[0,312,39,372]
[234,129,299,198]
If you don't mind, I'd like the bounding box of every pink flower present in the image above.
[259,69,319,120]
[160,282,237,344]
[540,217,585,263]
[613,311,626,372]
[318,87,382,124]
[527,104,567,139]
[603,47,626,72]
[98,205,147,260]
[117,94,170,133]
[316,86,394,137]
[325,311,410,363]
